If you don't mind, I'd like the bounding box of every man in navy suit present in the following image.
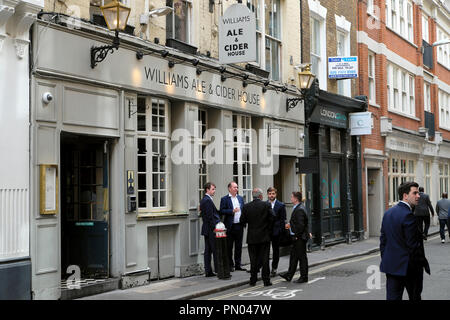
[200,182,220,277]
[220,181,246,271]
[380,181,430,300]
[267,187,286,277]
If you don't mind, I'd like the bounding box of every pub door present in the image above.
[61,133,110,279]
[320,158,345,242]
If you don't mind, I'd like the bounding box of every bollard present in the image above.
[214,222,231,280]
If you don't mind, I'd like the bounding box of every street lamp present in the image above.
[286,63,316,112]
[90,0,131,69]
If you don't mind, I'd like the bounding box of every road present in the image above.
[197,235,450,300]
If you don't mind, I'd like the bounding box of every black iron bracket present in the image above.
[91,30,120,69]
[286,97,304,112]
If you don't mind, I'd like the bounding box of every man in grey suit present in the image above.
[414,187,434,240]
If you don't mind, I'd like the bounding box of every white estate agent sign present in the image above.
[328,56,358,79]
[349,112,372,136]
[219,3,256,64]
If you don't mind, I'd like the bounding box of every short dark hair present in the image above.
[267,187,277,193]
[419,187,424,192]
[443,192,448,199]
[204,182,216,193]
[398,181,419,200]
[292,191,302,203]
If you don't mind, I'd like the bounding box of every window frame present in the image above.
[388,155,416,206]
[166,0,192,44]
[137,97,171,214]
[368,52,376,104]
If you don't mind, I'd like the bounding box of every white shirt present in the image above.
[206,194,213,201]
[230,193,241,224]
[269,199,276,209]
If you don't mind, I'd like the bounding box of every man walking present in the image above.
[200,182,220,277]
[220,182,246,271]
[240,188,274,287]
[380,181,430,300]
[267,187,286,277]
[435,192,450,244]
[280,192,310,284]
[414,186,435,240]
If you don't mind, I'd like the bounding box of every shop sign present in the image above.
[349,112,372,135]
[310,105,348,128]
[328,56,358,79]
[219,3,256,64]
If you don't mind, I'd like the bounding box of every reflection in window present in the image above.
[166,0,191,43]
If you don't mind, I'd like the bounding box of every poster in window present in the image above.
[40,164,58,215]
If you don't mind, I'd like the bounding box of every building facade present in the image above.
[298,0,367,247]
[358,0,450,236]
[0,0,43,299]
[28,0,308,299]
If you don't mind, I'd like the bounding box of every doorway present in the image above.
[147,225,176,280]
[60,133,111,279]
[367,168,383,236]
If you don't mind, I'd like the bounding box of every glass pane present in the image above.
[138,173,146,189]
[159,117,165,133]
[160,157,165,172]
[330,162,340,208]
[152,139,158,153]
[153,191,159,207]
[321,161,329,209]
[271,39,280,81]
[138,191,146,208]
[152,116,158,132]
[152,156,158,172]
[138,155,146,172]
[160,174,166,189]
[137,115,146,131]
[152,174,158,189]
[137,97,146,113]
[160,191,166,207]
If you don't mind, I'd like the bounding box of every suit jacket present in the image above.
[380,201,430,276]
[240,198,274,244]
[268,200,287,236]
[290,203,309,241]
[414,192,434,217]
[200,195,220,236]
[219,194,245,230]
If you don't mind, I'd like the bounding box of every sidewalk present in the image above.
[79,226,439,300]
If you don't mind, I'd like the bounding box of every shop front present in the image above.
[299,84,366,247]
[29,18,306,299]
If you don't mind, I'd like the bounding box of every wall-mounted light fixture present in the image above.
[90,0,131,68]
[286,63,315,112]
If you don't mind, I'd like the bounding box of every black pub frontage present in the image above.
[299,81,367,248]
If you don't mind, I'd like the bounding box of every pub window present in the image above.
[197,109,208,203]
[137,97,171,212]
[232,114,252,203]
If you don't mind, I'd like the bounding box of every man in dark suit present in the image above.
[240,188,274,286]
[380,181,430,300]
[280,192,310,284]
[220,181,246,271]
[267,187,287,277]
[200,182,220,277]
[414,186,435,240]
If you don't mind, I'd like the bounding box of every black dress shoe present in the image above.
[279,272,292,282]
[235,267,247,271]
[249,281,256,286]
[294,277,308,283]
[263,281,273,287]
[205,272,216,277]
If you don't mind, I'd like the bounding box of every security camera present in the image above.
[42,92,53,104]
[299,132,305,139]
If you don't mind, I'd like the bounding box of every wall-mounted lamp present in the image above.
[90,0,131,69]
[286,63,315,112]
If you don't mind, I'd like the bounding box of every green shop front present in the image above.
[299,84,367,247]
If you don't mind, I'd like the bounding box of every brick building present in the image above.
[357,0,450,236]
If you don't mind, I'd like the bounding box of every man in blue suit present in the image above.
[220,181,246,271]
[380,181,430,300]
[200,182,220,277]
[267,187,286,277]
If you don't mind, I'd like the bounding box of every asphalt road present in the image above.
[197,235,450,300]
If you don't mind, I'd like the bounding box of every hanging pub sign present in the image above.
[349,112,373,135]
[219,3,256,64]
[328,56,358,79]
